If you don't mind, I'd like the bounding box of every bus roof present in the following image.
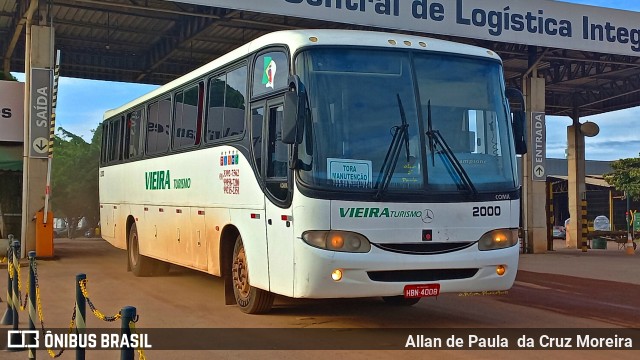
[104,29,501,120]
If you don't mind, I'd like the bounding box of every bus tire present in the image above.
[128,222,155,277]
[232,236,274,314]
[381,296,421,306]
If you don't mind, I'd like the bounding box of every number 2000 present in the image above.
[472,206,501,217]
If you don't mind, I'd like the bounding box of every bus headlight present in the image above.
[478,229,519,251]
[302,231,371,253]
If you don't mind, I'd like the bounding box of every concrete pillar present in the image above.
[21,25,55,255]
[522,75,548,253]
[566,116,586,249]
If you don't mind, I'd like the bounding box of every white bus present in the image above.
[99,29,527,314]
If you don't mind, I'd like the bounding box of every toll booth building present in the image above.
[544,159,640,232]
[0,142,23,239]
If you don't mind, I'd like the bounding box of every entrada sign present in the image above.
[172,0,640,57]
[531,112,546,182]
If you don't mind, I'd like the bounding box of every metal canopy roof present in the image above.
[2,0,640,117]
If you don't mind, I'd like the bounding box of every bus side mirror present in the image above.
[506,87,527,155]
[282,76,306,145]
[512,111,527,155]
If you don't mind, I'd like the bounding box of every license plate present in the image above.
[404,284,441,298]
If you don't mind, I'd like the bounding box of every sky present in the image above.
[12,0,640,161]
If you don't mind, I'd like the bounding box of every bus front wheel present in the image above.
[128,222,155,276]
[382,296,421,306]
[232,236,274,314]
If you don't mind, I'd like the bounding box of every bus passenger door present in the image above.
[263,100,294,296]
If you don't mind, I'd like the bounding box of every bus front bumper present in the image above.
[292,241,519,299]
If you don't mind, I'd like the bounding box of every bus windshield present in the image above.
[295,48,518,196]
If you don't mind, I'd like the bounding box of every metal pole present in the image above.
[28,251,36,359]
[1,235,14,325]
[120,306,136,360]
[626,192,635,254]
[75,274,86,360]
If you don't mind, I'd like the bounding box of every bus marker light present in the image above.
[404,40,412,46]
[281,215,292,221]
[330,235,344,249]
[159,208,164,213]
[198,210,205,215]
[331,269,343,281]
[144,207,148,211]
[251,213,260,219]
[496,265,506,276]
[309,36,318,43]
[176,209,182,214]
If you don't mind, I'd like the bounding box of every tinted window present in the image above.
[124,109,143,159]
[205,66,247,142]
[147,97,171,154]
[206,75,225,141]
[100,122,109,164]
[173,83,202,149]
[108,117,123,162]
[251,106,264,172]
[267,105,287,179]
[225,67,247,138]
[253,52,288,98]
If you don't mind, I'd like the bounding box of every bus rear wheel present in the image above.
[382,296,421,306]
[232,236,274,314]
[128,222,155,277]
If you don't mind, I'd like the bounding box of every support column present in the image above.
[522,75,548,253]
[21,24,54,255]
[566,111,586,249]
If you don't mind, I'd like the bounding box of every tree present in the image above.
[0,71,17,81]
[51,126,102,237]
[604,154,640,200]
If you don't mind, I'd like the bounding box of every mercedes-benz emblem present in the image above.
[421,209,434,223]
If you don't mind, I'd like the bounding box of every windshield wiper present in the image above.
[373,94,410,200]
[425,101,478,196]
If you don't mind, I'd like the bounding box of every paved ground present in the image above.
[0,237,637,359]
[520,239,640,285]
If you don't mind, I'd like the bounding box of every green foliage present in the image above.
[52,126,102,237]
[0,71,17,81]
[604,154,640,199]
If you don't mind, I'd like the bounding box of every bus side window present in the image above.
[207,75,226,141]
[266,104,288,202]
[157,97,172,153]
[267,105,287,179]
[206,65,247,142]
[251,106,264,173]
[173,83,202,149]
[100,122,109,164]
[107,117,123,163]
[224,66,247,138]
[125,109,143,159]
[252,52,288,98]
[146,102,159,154]
[146,97,171,154]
